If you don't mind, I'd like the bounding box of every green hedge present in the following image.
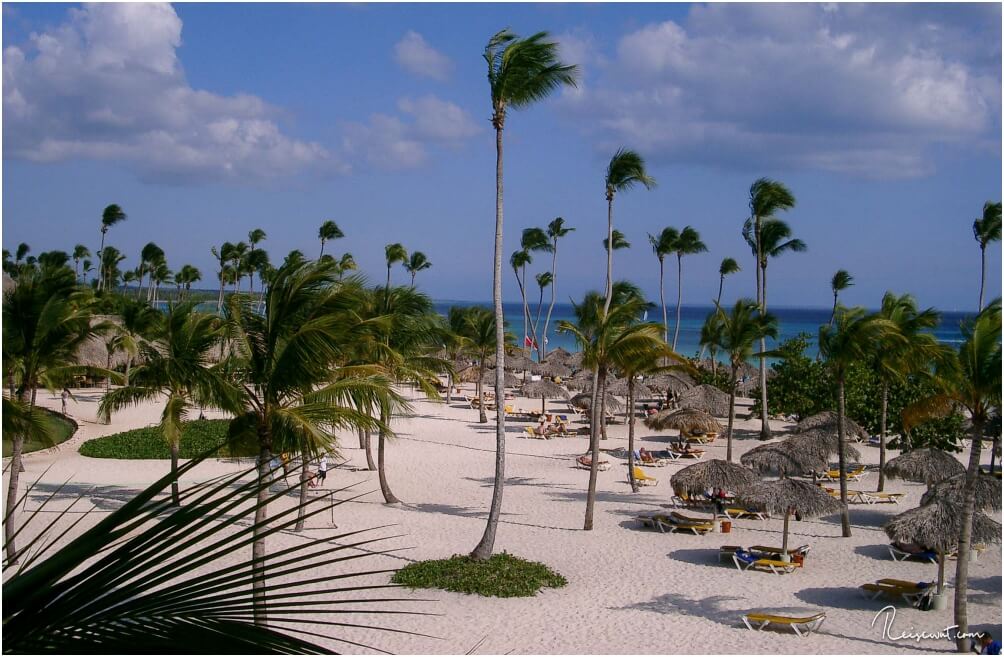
[79,419,258,459]
[1,409,76,457]
[392,553,566,598]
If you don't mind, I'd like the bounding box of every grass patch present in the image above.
[392,552,567,598]
[1,409,76,457]
[79,419,257,459]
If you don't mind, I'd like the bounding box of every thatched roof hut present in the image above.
[645,408,722,435]
[920,472,1002,511]
[542,347,573,364]
[481,368,519,387]
[785,429,862,463]
[501,353,536,372]
[675,384,731,418]
[520,380,570,414]
[569,391,623,412]
[884,449,965,487]
[794,411,869,441]
[739,479,844,552]
[603,378,652,399]
[670,459,757,499]
[456,365,481,384]
[535,362,572,378]
[645,372,695,396]
[740,441,826,477]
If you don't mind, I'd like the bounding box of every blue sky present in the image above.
[3,3,1001,311]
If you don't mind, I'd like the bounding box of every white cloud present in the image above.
[2,3,334,184]
[559,4,1000,179]
[394,30,453,81]
[397,95,481,141]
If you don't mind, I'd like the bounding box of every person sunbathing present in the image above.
[892,541,933,555]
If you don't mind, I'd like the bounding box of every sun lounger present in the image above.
[523,427,549,440]
[639,450,669,467]
[860,581,932,607]
[857,491,904,505]
[671,494,712,510]
[577,455,611,471]
[749,545,810,558]
[741,611,826,637]
[822,465,866,482]
[629,466,659,486]
[733,551,803,574]
[668,448,705,460]
[660,514,712,535]
[725,507,769,522]
[719,545,742,562]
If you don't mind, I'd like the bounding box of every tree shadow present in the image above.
[669,547,724,568]
[970,575,1002,594]
[609,591,743,627]
[795,586,881,612]
[854,543,895,561]
[847,508,900,528]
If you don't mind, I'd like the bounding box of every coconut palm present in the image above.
[97,204,127,290]
[670,226,707,350]
[540,217,574,359]
[149,260,172,307]
[532,272,552,360]
[648,227,678,345]
[404,251,432,286]
[137,242,164,302]
[318,220,343,258]
[80,258,94,284]
[384,243,408,290]
[229,242,248,295]
[744,179,795,440]
[702,299,777,462]
[901,300,1001,652]
[244,249,270,299]
[819,306,899,537]
[602,229,631,253]
[522,227,551,357]
[99,246,126,291]
[973,201,1002,310]
[99,303,230,506]
[72,245,90,282]
[335,252,357,280]
[453,306,502,424]
[114,297,160,385]
[246,228,267,295]
[15,243,31,264]
[829,270,853,326]
[211,242,237,312]
[222,259,399,624]
[510,249,533,357]
[476,27,578,560]
[698,257,742,362]
[716,257,741,307]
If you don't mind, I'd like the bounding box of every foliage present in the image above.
[1,407,75,457]
[692,361,732,393]
[79,419,257,459]
[393,553,566,598]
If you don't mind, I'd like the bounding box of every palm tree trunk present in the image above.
[471,122,507,561]
[4,433,24,564]
[953,418,985,653]
[627,379,638,492]
[295,458,310,531]
[446,372,454,404]
[252,441,271,626]
[170,440,181,506]
[584,368,603,531]
[410,272,416,287]
[542,244,558,359]
[600,378,608,442]
[533,285,545,361]
[97,230,106,291]
[781,509,791,554]
[878,382,888,492]
[319,239,326,258]
[758,263,771,440]
[937,551,946,595]
[673,254,683,351]
[836,374,851,537]
[216,261,225,313]
[377,408,399,504]
[726,365,738,462]
[476,364,487,424]
[829,292,838,327]
[701,274,725,361]
[978,245,986,310]
[659,257,668,344]
[357,426,366,450]
[522,264,531,358]
[363,430,376,471]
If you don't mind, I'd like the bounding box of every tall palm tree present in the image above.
[211,242,236,312]
[521,227,551,357]
[246,228,267,295]
[745,179,795,439]
[384,243,408,290]
[540,217,574,359]
[99,303,230,505]
[671,226,707,350]
[716,257,741,307]
[138,242,164,302]
[175,265,201,300]
[973,201,1002,310]
[819,306,899,537]
[870,293,946,491]
[532,271,552,358]
[72,245,90,282]
[648,227,678,345]
[404,251,432,286]
[97,204,127,291]
[99,246,126,291]
[454,306,499,424]
[229,242,248,295]
[15,243,31,264]
[318,220,343,258]
[335,252,357,280]
[222,259,399,624]
[602,229,631,251]
[698,257,742,362]
[81,258,94,284]
[702,300,777,462]
[510,249,533,356]
[829,269,853,326]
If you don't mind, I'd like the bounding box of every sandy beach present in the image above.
[6,384,999,655]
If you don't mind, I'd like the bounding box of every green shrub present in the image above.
[79,419,257,459]
[392,553,566,598]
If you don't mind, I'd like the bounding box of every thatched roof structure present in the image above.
[569,391,623,412]
[785,429,862,463]
[885,500,1002,554]
[481,368,519,387]
[645,408,722,434]
[456,365,481,384]
[542,347,573,364]
[794,411,869,441]
[675,384,731,418]
[520,380,570,400]
[740,441,826,477]
[740,478,843,518]
[645,372,696,395]
[604,378,652,399]
[670,459,757,497]
[2,273,14,293]
[73,315,141,369]
[884,449,965,486]
[921,472,1002,511]
[535,362,572,378]
[501,353,536,372]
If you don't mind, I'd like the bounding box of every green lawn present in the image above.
[79,419,258,459]
[392,553,567,597]
[2,410,77,457]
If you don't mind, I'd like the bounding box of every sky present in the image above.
[2,2,1001,312]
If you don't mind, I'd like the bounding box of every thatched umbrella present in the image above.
[456,365,481,384]
[481,368,518,388]
[884,449,965,487]
[739,479,843,554]
[645,372,695,399]
[569,391,623,412]
[542,347,573,365]
[520,380,570,414]
[605,378,652,399]
[786,428,862,464]
[502,353,536,372]
[676,384,731,418]
[564,371,594,391]
[645,408,722,437]
[740,441,826,478]
[670,459,757,521]
[535,362,572,378]
[795,411,869,441]
[885,500,1002,594]
[920,472,1002,511]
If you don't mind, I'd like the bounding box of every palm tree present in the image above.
[229,242,248,295]
[246,228,267,295]
[745,179,795,439]
[404,251,432,286]
[540,217,574,359]
[99,303,229,505]
[222,259,398,624]
[176,264,202,300]
[532,271,552,357]
[522,227,551,357]
[819,306,899,537]
[670,226,707,350]
[138,242,164,302]
[384,243,408,290]
[716,257,741,307]
[335,252,357,280]
[81,258,94,284]
[149,260,172,307]
[15,243,31,264]
[72,245,90,282]
[648,227,678,345]
[113,297,159,385]
[97,204,127,290]
[702,300,777,462]
[602,229,631,252]
[475,27,577,560]
[973,201,1002,310]
[829,270,854,326]
[211,242,236,312]
[318,220,343,258]
[99,246,126,291]
[510,249,533,356]
[453,306,499,424]
[698,257,742,362]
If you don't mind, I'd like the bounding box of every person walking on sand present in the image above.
[309,454,328,488]
[61,388,70,416]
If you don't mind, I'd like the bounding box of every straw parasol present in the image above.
[604,378,652,399]
[785,428,862,464]
[456,365,481,384]
[794,411,869,441]
[645,408,722,436]
[885,500,1002,594]
[520,380,570,414]
[740,441,826,477]
[920,472,1002,511]
[675,384,731,418]
[739,479,843,554]
[670,459,757,521]
[542,347,573,364]
[569,391,623,412]
[535,362,572,378]
[501,353,536,372]
[884,449,966,487]
[645,372,695,396]
[481,368,519,387]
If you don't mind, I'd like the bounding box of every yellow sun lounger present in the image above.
[823,465,866,481]
[857,491,905,505]
[860,580,933,606]
[630,466,659,487]
[741,611,826,637]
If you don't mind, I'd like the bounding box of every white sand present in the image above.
[6,386,1001,654]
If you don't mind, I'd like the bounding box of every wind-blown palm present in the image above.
[522,227,551,358]
[602,229,631,252]
[717,257,741,306]
[829,270,854,325]
[404,251,432,286]
[212,242,237,312]
[318,220,343,258]
[671,226,707,350]
[649,227,679,345]
[98,204,127,290]
[384,243,408,290]
[477,26,578,560]
[510,249,533,357]
[973,201,1001,310]
[72,245,90,282]
[541,217,574,359]
[138,242,164,302]
[99,303,231,506]
[533,271,552,356]
[453,306,507,424]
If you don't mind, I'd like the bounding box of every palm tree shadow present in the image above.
[971,575,1002,593]
[854,544,894,561]
[609,591,743,628]
[794,586,880,612]
[669,547,725,568]
[848,508,900,528]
